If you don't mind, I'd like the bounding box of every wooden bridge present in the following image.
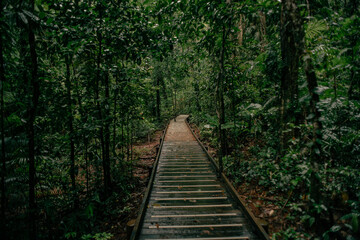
[130,115,269,240]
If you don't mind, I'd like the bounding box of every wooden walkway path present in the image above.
[131,115,268,240]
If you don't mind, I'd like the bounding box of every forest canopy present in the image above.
[0,0,359,239]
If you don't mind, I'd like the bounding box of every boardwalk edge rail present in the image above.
[130,121,170,240]
[186,117,270,240]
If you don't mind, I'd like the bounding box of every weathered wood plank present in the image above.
[132,115,268,240]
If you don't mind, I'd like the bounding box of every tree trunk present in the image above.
[304,54,323,231]
[121,120,124,157]
[103,72,111,194]
[259,11,267,51]
[194,77,201,112]
[156,75,161,122]
[279,0,304,152]
[85,141,89,193]
[112,73,119,155]
[73,65,89,196]
[304,55,323,202]
[95,7,107,196]
[65,55,77,208]
[126,116,130,162]
[174,89,177,118]
[216,24,227,175]
[0,0,7,235]
[237,14,244,46]
[27,1,40,238]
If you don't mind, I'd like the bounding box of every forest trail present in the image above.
[133,115,264,240]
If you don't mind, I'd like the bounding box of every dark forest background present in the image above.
[0,0,359,239]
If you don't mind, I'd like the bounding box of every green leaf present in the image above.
[314,147,320,155]
[305,19,328,40]
[18,12,28,24]
[23,10,39,21]
[65,232,77,239]
[39,12,46,19]
[309,217,315,227]
[46,17,54,24]
[291,179,298,186]
[352,215,359,233]
[330,225,341,232]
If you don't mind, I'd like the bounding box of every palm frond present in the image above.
[305,19,328,41]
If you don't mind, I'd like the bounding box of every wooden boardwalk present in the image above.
[131,115,268,240]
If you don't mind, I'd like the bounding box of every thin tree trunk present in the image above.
[348,70,355,100]
[27,1,40,238]
[73,64,89,196]
[306,0,311,17]
[259,11,267,51]
[85,141,89,193]
[194,74,201,112]
[95,7,107,196]
[121,120,124,157]
[130,125,133,162]
[103,72,111,194]
[156,75,161,121]
[304,54,323,231]
[279,0,304,152]
[174,89,177,118]
[237,14,244,46]
[347,0,358,100]
[65,55,77,208]
[0,0,7,234]
[333,74,337,99]
[126,116,130,162]
[216,24,227,175]
[304,55,323,202]
[112,73,119,155]
[230,75,238,151]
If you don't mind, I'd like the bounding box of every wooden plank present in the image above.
[144,237,249,240]
[152,204,232,209]
[158,180,216,183]
[154,185,221,188]
[139,228,248,235]
[151,213,237,218]
[158,175,216,178]
[144,216,247,225]
[146,208,241,214]
[159,168,211,171]
[155,190,223,194]
[158,171,213,174]
[148,224,243,229]
[154,197,227,201]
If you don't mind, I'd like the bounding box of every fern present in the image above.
[311,44,332,56]
[305,19,328,41]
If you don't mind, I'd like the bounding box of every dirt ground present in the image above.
[109,130,163,240]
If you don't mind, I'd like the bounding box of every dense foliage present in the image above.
[0,0,359,239]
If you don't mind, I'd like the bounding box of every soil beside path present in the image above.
[106,129,163,240]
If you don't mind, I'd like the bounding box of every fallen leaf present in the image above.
[269,210,275,216]
[201,230,211,235]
